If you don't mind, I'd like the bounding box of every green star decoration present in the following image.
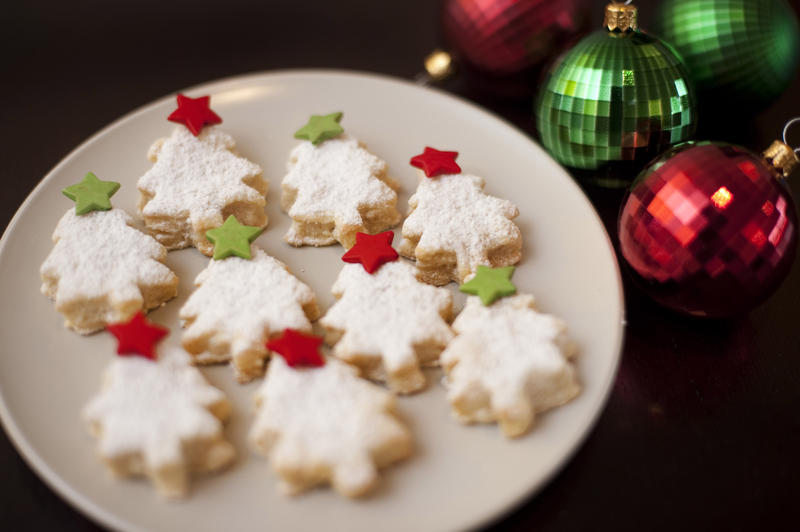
[205,215,262,260]
[459,266,517,306]
[294,112,344,145]
[61,172,121,215]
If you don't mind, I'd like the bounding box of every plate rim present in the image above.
[0,68,626,532]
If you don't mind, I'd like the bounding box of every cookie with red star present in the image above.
[137,96,268,256]
[84,347,235,498]
[321,259,453,393]
[250,355,412,497]
[400,164,522,286]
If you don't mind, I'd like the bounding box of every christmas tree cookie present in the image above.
[281,112,401,248]
[250,331,413,497]
[83,346,235,498]
[40,175,178,334]
[321,232,454,394]
[441,294,579,438]
[399,147,522,285]
[137,94,268,256]
[179,243,319,383]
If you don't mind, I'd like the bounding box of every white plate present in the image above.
[0,70,624,532]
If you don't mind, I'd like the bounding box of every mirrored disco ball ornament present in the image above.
[656,0,800,110]
[441,0,590,75]
[536,2,698,179]
[618,130,800,318]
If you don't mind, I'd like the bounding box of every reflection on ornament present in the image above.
[618,141,798,318]
[710,187,733,210]
[536,2,698,178]
[656,0,800,109]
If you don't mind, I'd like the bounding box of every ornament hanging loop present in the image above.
[781,117,800,155]
[763,117,800,178]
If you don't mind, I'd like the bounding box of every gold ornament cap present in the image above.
[424,49,455,81]
[763,140,799,178]
[604,2,638,32]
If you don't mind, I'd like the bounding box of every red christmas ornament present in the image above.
[167,93,222,136]
[107,311,169,360]
[266,329,325,368]
[342,231,399,274]
[410,147,461,177]
[441,0,589,75]
[618,141,798,318]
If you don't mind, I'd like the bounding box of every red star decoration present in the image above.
[266,329,325,368]
[167,93,222,136]
[409,146,461,178]
[106,311,169,361]
[341,231,399,273]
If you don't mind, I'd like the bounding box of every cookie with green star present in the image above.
[206,215,262,260]
[459,266,516,306]
[62,172,121,215]
[294,112,344,145]
[440,293,579,438]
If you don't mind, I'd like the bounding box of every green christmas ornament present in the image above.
[655,0,800,109]
[536,2,698,178]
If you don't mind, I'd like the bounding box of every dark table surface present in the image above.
[3,1,800,530]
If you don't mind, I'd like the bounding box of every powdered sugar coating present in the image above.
[83,348,235,495]
[321,260,453,393]
[281,133,400,247]
[441,294,579,437]
[400,173,521,284]
[137,126,266,253]
[40,208,178,333]
[179,246,318,382]
[250,356,412,497]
